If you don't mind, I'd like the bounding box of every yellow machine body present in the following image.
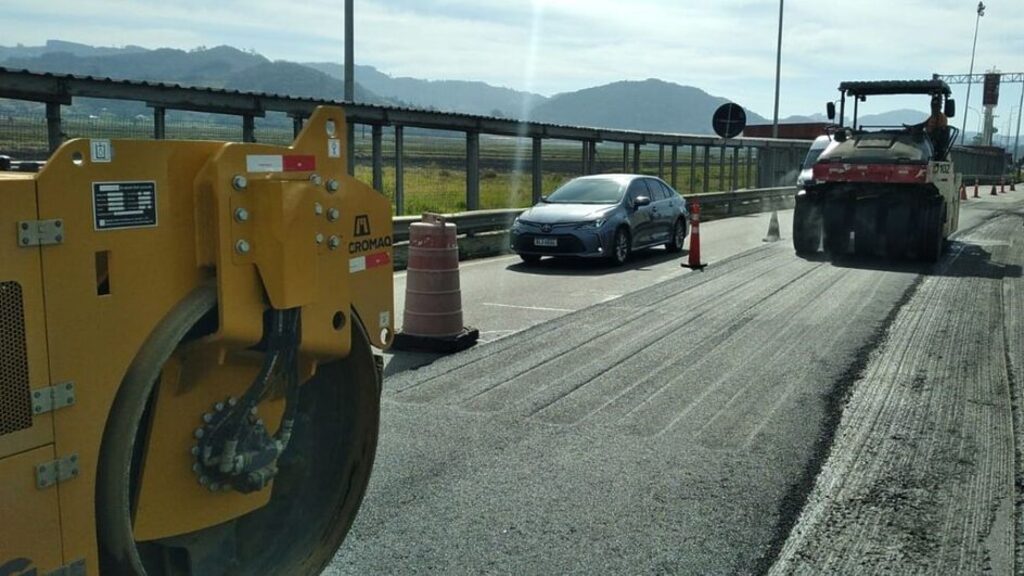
[0,106,392,574]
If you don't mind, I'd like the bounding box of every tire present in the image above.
[884,201,910,259]
[823,200,849,256]
[792,196,822,256]
[666,219,686,253]
[97,285,380,576]
[519,253,542,264]
[853,198,879,257]
[609,227,631,266]
[920,203,945,263]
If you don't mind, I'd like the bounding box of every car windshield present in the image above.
[546,178,624,204]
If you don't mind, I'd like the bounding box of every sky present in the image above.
[2,0,1023,123]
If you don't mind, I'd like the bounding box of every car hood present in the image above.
[520,203,617,224]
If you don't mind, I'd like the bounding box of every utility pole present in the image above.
[771,0,784,139]
[345,0,355,175]
[961,2,985,145]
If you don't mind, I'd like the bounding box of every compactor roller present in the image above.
[793,80,960,262]
[0,106,393,575]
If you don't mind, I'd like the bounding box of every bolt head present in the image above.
[228,397,238,407]
[199,475,210,486]
[310,173,323,186]
[20,222,28,230]
[315,233,325,245]
[215,402,225,412]
[235,239,251,254]
[232,175,248,191]
[191,446,200,457]
[194,428,205,439]
[202,412,213,423]
[327,179,340,192]
[328,208,340,222]
[328,235,341,249]
[234,207,250,222]
[314,202,324,215]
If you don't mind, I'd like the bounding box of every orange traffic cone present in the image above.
[681,199,706,270]
[959,182,967,200]
[974,179,980,198]
[392,213,479,353]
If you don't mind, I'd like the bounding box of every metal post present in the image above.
[532,137,543,203]
[732,147,740,190]
[702,145,710,193]
[689,144,697,194]
[45,102,62,154]
[961,2,985,145]
[371,124,383,191]
[242,115,256,143]
[589,141,597,174]
[633,143,641,173]
[346,121,356,176]
[1015,82,1023,165]
[395,125,404,215]
[745,147,753,188]
[581,140,589,175]
[772,0,784,138]
[718,145,726,191]
[292,115,304,138]
[670,145,678,188]
[153,107,166,140]
[466,131,480,211]
[658,145,665,179]
[622,142,629,171]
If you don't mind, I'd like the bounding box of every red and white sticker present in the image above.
[246,154,317,173]
[349,252,391,273]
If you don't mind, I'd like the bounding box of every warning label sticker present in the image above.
[92,181,158,230]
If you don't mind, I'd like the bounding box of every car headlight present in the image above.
[512,217,522,231]
[576,218,607,230]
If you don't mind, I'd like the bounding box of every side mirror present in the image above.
[826,102,836,121]
[634,196,652,208]
[834,129,848,143]
[944,98,956,118]
[540,195,548,203]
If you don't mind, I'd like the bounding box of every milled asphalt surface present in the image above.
[327,192,1024,575]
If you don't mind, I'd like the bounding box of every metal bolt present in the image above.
[209,482,221,492]
[327,179,340,192]
[54,220,62,228]
[256,419,264,428]
[327,208,340,222]
[314,202,324,216]
[232,175,248,191]
[235,239,251,254]
[250,407,259,416]
[20,222,28,230]
[228,397,237,407]
[328,235,341,250]
[54,235,63,243]
[199,475,210,486]
[65,383,72,390]
[191,447,200,457]
[192,462,201,472]
[70,455,77,462]
[310,173,323,186]
[315,233,324,245]
[33,391,40,398]
[202,413,213,423]
[21,238,28,246]
[215,402,224,412]
[234,208,250,222]
[194,428,205,439]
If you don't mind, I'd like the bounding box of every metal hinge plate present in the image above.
[18,219,65,247]
[36,453,80,489]
[32,382,76,415]
[46,559,87,576]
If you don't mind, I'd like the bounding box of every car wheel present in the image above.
[666,219,686,253]
[609,228,631,266]
[519,253,541,264]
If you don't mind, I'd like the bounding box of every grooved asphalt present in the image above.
[326,195,1024,575]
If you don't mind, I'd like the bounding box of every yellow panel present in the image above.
[0,444,64,574]
[132,343,285,540]
[0,176,54,459]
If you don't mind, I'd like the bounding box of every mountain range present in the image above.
[0,40,931,135]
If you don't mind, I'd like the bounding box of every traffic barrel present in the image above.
[681,199,707,270]
[974,179,980,198]
[959,182,967,201]
[763,210,781,242]
[392,213,479,353]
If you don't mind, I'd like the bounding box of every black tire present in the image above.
[792,197,822,256]
[920,203,945,263]
[853,198,879,257]
[609,227,631,266]
[666,219,686,253]
[519,253,542,264]
[823,200,849,256]
[884,201,910,259]
[97,285,380,576]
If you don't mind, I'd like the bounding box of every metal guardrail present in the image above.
[391,186,797,243]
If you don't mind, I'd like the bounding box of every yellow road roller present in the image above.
[0,106,393,575]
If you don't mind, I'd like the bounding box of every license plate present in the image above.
[534,237,558,247]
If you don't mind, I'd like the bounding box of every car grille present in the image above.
[515,234,586,254]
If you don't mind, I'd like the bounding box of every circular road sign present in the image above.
[712,103,746,139]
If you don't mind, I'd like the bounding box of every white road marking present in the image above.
[482,302,574,313]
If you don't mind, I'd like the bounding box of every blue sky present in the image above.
[2,0,1023,121]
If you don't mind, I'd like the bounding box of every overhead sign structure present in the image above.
[713,103,747,139]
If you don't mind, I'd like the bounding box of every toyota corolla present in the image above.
[511,174,689,265]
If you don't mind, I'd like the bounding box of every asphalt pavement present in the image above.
[327,192,1024,575]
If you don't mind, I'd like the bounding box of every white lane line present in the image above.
[482,302,574,313]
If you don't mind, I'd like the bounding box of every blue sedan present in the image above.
[511,174,689,265]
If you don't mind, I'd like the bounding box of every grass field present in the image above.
[0,113,762,214]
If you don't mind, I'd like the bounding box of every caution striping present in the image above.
[246,154,317,173]
[349,252,391,274]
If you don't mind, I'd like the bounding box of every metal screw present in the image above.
[232,175,248,191]
[33,391,40,398]
[21,238,28,245]
[54,235,63,243]
[250,407,259,416]
[315,233,324,245]
[314,202,324,216]
[54,220,62,228]
[234,208,249,222]
[194,428,205,439]
[215,402,224,412]
[327,179,340,192]
[20,222,28,230]
[328,235,341,250]
[235,239,251,254]
[228,397,238,407]
[202,413,213,423]
[310,173,323,186]
[327,208,340,222]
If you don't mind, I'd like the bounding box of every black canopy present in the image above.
[838,79,952,97]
